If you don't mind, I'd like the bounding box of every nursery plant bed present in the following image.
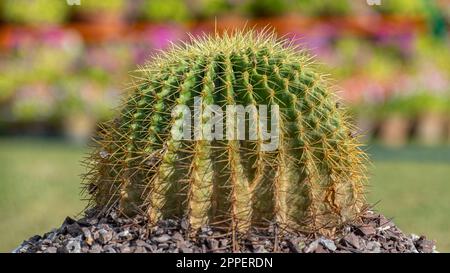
[0,15,427,48]
[13,209,436,253]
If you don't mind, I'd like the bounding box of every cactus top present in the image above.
[84,30,367,234]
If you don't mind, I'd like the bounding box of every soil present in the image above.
[13,209,437,253]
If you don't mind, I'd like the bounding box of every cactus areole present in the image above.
[84,31,367,235]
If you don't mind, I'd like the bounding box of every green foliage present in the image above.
[1,0,69,25]
[77,0,125,12]
[295,0,352,17]
[378,92,450,117]
[194,0,233,19]
[416,36,450,73]
[374,0,426,16]
[242,0,290,17]
[142,0,190,23]
[57,76,115,121]
[84,31,368,234]
[0,70,19,103]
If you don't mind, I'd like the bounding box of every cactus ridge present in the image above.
[83,30,368,234]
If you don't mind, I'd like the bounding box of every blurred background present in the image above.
[0,0,449,252]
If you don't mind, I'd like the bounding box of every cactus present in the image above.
[84,31,367,235]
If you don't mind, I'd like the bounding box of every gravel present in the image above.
[12,209,437,253]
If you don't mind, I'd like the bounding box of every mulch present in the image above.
[13,209,436,253]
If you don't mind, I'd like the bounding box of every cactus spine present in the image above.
[84,31,367,234]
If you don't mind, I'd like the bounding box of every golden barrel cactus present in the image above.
[84,31,367,235]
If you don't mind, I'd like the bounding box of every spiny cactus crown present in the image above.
[84,30,367,234]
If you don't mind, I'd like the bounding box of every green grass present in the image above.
[367,144,450,252]
[0,138,86,252]
[0,138,449,252]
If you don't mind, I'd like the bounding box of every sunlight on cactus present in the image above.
[83,30,368,236]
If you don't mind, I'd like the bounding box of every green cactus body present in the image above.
[84,31,367,234]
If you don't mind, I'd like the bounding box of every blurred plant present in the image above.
[79,43,133,103]
[143,25,185,50]
[373,0,425,16]
[332,36,370,78]
[413,93,450,115]
[295,0,352,17]
[57,77,117,121]
[74,0,126,24]
[11,84,57,122]
[192,0,234,19]
[0,29,83,123]
[7,29,82,83]
[365,48,404,83]
[76,0,125,13]
[142,0,190,23]
[133,25,186,65]
[415,35,450,75]
[242,0,290,17]
[0,68,20,103]
[1,0,69,25]
[421,0,447,39]
[377,92,449,118]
